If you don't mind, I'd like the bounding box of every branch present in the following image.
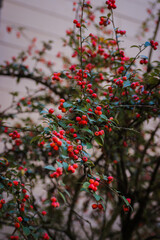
[135,123,160,188]
[0,72,67,98]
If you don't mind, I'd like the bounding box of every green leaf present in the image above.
[44,165,56,171]
[130,45,139,48]
[57,161,63,168]
[64,189,71,199]
[30,135,41,144]
[81,24,87,29]
[86,3,92,8]
[43,127,51,134]
[140,55,148,59]
[82,182,90,189]
[86,142,93,149]
[63,102,73,108]
[123,80,131,88]
[93,193,101,201]
[0,183,4,189]
[58,191,66,203]
[101,201,106,210]
[144,41,151,47]
[95,136,104,146]
[22,226,31,236]
[58,121,67,129]
[80,188,90,192]
[100,114,108,121]
[62,161,68,170]
[40,110,48,114]
[121,196,130,206]
[82,127,94,136]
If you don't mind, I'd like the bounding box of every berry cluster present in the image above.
[94,130,104,136]
[130,82,140,89]
[50,167,63,178]
[92,203,103,210]
[99,17,110,26]
[51,196,60,208]
[150,40,158,50]
[95,106,102,115]
[9,130,20,140]
[86,83,97,98]
[14,221,21,229]
[117,66,124,74]
[10,236,19,240]
[58,98,66,113]
[116,29,126,35]
[50,134,62,151]
[52,72,61,82]
[88,178,100,192]
[68,163,78,173]
[140,58,148,64]
[106,0,117,9]
[73,19,81,28]
[76,115,88,125]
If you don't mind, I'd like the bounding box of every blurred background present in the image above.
[0,0,159,109]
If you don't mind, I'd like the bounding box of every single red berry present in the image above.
[15,222,20,228]
[95,131,99,136]
[92,204,98,209]
[17,217,23,222]
[51,197,57,202]
[77,145,82,151]
[42,211,47,216]
[48,108,54,114]
[73,19,78,24]
[82,156,88,162]
[96,106,102,111]
[89,179,94,184]
[76,22,81,28]
[98,204,103,209]
[73,163,78,169]
[0,199,5,204]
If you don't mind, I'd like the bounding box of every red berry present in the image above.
[0,199,5,204]
[17,217,22,222]
[98,203,103,209]
[89,179,94,184]
[48,108,54,114]
[51,197,57,202]
[15,222,20,228]
[95,131,99,136]
[73,19,78,24]
[107,176,113,182]
[82,156,88,162]
[96,106,102,111]
[73,163,78,169]
[92,204,98,209]
[42,211,47,216]
[77,145,82,151]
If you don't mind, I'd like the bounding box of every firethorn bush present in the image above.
[0,0,160,240]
